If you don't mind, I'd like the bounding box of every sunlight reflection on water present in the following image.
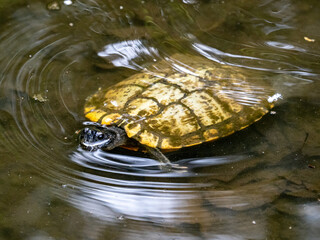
[0,0,320,239]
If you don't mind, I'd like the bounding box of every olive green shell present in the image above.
[84,55,275,149]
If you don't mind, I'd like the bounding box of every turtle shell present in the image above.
[84,55,275,150]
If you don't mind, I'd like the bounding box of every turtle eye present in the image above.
[97,134,104,140]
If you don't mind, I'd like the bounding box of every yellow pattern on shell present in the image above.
[136,130,159,148]
[203,129,219,141]
[125,98,160,117]
[147,104,200,137]
[103,85,143,110]
[84,54,275,149]
[181,91,233,127]
[124,123,141,138]
[101,113,122,125]
[166,72,206,91]
[141,82,185,105]
[85,109,107,122]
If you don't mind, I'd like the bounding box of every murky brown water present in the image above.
[0,0,319,239]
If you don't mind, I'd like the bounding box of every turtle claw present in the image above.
[159,162,189,173]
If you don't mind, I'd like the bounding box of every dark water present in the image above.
[0,0,319,239]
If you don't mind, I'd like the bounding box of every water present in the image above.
[0,0,319,239]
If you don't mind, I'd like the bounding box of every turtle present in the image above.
[79,54,279,167]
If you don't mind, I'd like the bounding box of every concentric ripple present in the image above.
[0,0,320,238]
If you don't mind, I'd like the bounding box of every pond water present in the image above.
[0,0,319,239]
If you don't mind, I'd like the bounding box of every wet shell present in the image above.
[84,55,275,149]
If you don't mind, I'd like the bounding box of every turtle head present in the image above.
[79,124,127,151]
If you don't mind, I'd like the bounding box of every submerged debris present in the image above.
[47,1,61,11]
[32,93,48,102]
[304,36,315,42]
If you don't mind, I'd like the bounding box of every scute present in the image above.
[125,98,160,117]
[141,82,185,105]
[147,104,200,137]
[181,91,233,126]
[84,54,275,149]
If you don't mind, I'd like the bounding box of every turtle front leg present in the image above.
[144,146,188,172]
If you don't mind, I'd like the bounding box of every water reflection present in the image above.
[0,0,319,239]
[97,40,159,70]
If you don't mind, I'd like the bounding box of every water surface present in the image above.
[0,0,319,239]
